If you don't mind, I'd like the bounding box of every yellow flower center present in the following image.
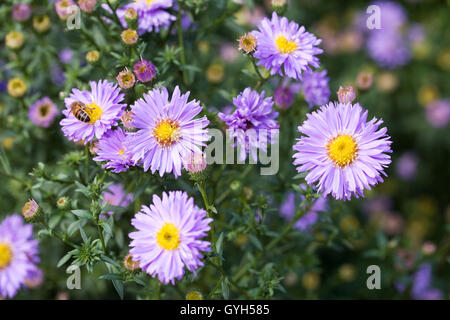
[275,35,298,54]
[86,102,103,124]
[153,119,180,148]
[156,223,180,251]
[0,243,13,270]
[327,134,358,167]
[135,0,157,5]
[117,149,125,156]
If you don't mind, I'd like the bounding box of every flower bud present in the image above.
[272,0,287,15]
[33,15,51,33]
[338,264,356,282]
[7,78,27,98]
[22,199,42,222]
[121,110,136,131]
[123,253,140,272]
[238,33,257,54]
[183,152,207,173]
[124,8,138,29]
[78,0,96,13]
[5,31,24,50]
[55,0,76,20]
[302,271,320,290]
[206,63,224,84]
[56,197,71,210]
[121,29,138,46]
[86,50,100,63]
[133,59,156,83]
[356,71,373,90]
[186,291,203,300]
[337,85,356,104]
[116,69,136,89]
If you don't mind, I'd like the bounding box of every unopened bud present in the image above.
[186,291,203,300]
[123,253,140,272]
[22,199,42,222]
[337,85,356,104]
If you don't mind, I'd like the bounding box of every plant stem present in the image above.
[250,56,269,90]
[42,221,76,248]
[176,9,188,84]
[97,222,107,253]
[105,0,122,29]
[197,181,215,244]
[0,169,30,188]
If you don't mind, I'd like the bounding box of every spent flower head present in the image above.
[116,69,136,89]
[121,29,139,45]
[337,85,356,104]
[238,33,257,54]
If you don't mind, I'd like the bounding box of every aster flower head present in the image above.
[101,183,133,218]
[33,15,51,33]
[7,78,26,98]
[0,215,40,298]
[86,50,100,63]
[396,151,418,181]
[60,80,126,144]
[93,128,136,173]
[372,1,407,31]
[274,86,295,109]
[133,59,156,83]
[5,31,24,50]
[55,0,76,20]
[127,86,210,177]
[24,268,43,288]
[238,33,258,54]
[121,29,139,45]
[12,3,31,22]
[301,70,331,108]
[183,151,207,173]
[293,102,392,200]
[59,48,73,64]
[114,0,176,35]
[121,110,136,131]
[22,199,41,221]
[218,88,279,161]
[129,191,212,284]
[78,0,97,13]
[28,97,59,128]
[253,12,323,80]
[123,252,140,272]
[116,69,136,89]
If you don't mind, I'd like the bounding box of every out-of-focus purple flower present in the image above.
[367,30,411,69]
[301,70,330,108]
[253,12,323,80]
[218,88,279,162]
[183,152,207,173]
[363,194,392,215]
[58,48,73,64]
[396,151,418,180]
[411,264,443,300]
[133,59,156,83]
[12,3,31,22]
[293,102,392,200]
[274,86,295,109]
[25,268,43,288]
[93,128,136,173]
[408,24,425,44]
[101,183,133,218]
[28,97,59,128]
[50,64,66,86]
[371,1,407,31]
[220,43,240,63]
[60,80,126,144]
[129,191,212,284]
[280,190,327,231]
[425,99,450,128]
[0,215,40,298]
[127,86,210,177]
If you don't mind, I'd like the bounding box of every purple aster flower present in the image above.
[367,30,411,69]
[58,48,73,64]
[408,23,425,44]
[55,0,76,20]
[28,97,59,128]
[93,128,136,173]
[395,151,418,181]
[0,214,40,298]
[218,88,279,162]
[293,102,392,200]
[101,183,133,218]
[253,12,323,80]
[425,99,450,128]
[371,1,407,31]
[129,191,212,284]
[12,3,31,22]
[50,64,66,86]
[25,268,44,288]
[127,86,209,177]
[133,59,156,83]
[274,86,295,109]
[280,190,327,231]
[113,0,176,34]
[301,70,331,108]
[60,80,126,144]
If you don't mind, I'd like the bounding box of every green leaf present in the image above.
[221,277,230,300]
[57,251,75,268]
[71,209,93,220]
[99,273,123,281]
[100,254,121,269]
[215,232,224,255]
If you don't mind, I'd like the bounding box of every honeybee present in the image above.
[70,101,92,123]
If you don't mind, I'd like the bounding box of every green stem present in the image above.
[105,0,122,29]
[84,145,90,184]
[0,169,30,188]
[197,181,215,244]
[97,222,107,253]
[176,9,188,84]
[79,28,101,51]
[42,221,76,248]
[250,56,269,90]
